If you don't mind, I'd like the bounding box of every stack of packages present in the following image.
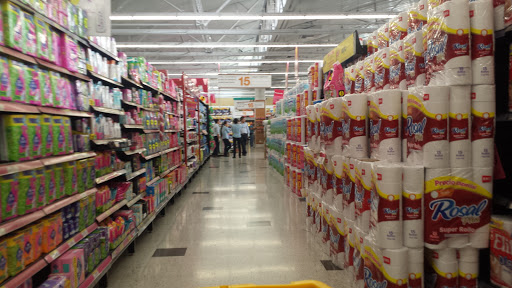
[269,64,322,197]
[300,0,502,287]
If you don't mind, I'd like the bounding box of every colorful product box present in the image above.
[27,115,42,159]
[18,169,37,215]
[0,114,29,162]
[7,232,24,276]
[3,2,23,51]
[35,167,46,208]
[44,165,57,204]
[0,239,7,283]
[22,11,36,56]
[0,173,18,221]
[51,249,85,288]
[0,56,11,101]
[63,161,77,196]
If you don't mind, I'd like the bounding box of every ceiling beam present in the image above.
[118,51,328,57]
[112,28,374,36]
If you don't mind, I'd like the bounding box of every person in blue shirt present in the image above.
[221,121,231,157]
[231,118,242,158]
[240,116,249,156]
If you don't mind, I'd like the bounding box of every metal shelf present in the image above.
[96,200,129,222]
[95,169,127,185]
[126,168,146,181]
[87,70,123,88]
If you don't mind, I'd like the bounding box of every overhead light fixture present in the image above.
[150,60,323,65]
[110,13,395,21]
[117,43,337,49]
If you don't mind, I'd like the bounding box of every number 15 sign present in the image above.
[218,74,272,88]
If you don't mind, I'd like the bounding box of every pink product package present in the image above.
[61,35,79,72]
[52,31,61,66]
[0,5,3,46]
[23,12,37,57]
[50,249,85,288]
[332,63,346,97]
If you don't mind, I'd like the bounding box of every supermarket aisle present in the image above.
[108,148,348,288]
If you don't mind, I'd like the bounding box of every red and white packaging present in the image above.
[321,98,344,155]
[470,0,495,85]
[364,55,376,93]
[362,236,408,288]
[330,208,346,268]
[378,22,390,49]
[403,165,425,248]
[349,65,357,94]
[389,12,408,44]
[342,95,368,158]
[408,248,424,288]
[345,219,355,273]
[406,86,449,168]
[494,0,505,30]
[341,157,355,221]
[424,167,492,248]
[369,30,379,55]
[408,0,428,33]
[374,48,391,91]
[355,61,365,94]
[353,227,367,288]
[425,248,458,288]
[404,31,426,87]
[426,0,471,86]
[306,105,316,143]
[354,159,375,233]
[332,155,345,211]
[471,85,496,168]
[389,40,407,90]
[490,215,512,288]
[449,86,472,168]
[458,247,479,288]
[369,90,402,162]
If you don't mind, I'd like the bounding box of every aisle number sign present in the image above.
[218,74,272,88]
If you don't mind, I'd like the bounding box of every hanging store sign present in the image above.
[323,31,365,73]
[218,74,272,88]
[273,89,284,104]
[235,101,265,110]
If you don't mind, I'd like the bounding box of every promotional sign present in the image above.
[323,31,365,73]
[274,89,284,104]
[74,0,111,36]
[210,94,216,104]
[235,101,265,110]
[218,74,272,88]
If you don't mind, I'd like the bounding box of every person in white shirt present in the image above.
[240,116,249,156]
[212,119,221,157]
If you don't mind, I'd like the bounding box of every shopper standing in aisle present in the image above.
[231,118,243,158]
[221,121,231,157]
[212,119,221,157]
[240,116,249,156]
[249,123,256,148]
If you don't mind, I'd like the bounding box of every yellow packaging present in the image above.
[21,227,34,266]
[7,232,24,276]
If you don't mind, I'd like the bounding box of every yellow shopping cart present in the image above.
[204,280,332,288]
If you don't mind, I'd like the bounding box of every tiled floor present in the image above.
[108,148,349,288]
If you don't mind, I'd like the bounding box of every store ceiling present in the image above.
[111,0,413,94]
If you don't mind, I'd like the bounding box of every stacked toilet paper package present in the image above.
[265,0,512,287]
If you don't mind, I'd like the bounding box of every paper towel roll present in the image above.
[364,55,376,93]
[449,86,472,168]
[343,94,368,159]
[430,258,458,286]
[447,235,470,248]
[349,65,357,95]
[403,193,424,248]
[408,2,427,34]
[427,0,471,86]
[469,224,490,248]
[355,61,365,94]
[390,40,407,90]
[459,247,479,262]
[471,85,495,168]
[374,48,391,91]
[369,90,402,162]
[322,98,344,155]
[425,168,451,181]
[403,165,425,192]
[408,248,425,288]
[470,0,495,85]
[390,12,408,44]
[346,219,355,268]
[459,261,479,288]
[404,31,426,88]
[494,1,505,30]
[375,163,403,185]
[378,22,390,49]
[383,247,409,284]
[429,247,458,262]
[422,86,450,168]
[402,90,409,162]
[374,167,403,249]
[473,166,493,193]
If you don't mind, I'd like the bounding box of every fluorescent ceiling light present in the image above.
[168,72,307,76]
[117,43,337,49]
[150,60,322,65]
[110,13,395,21]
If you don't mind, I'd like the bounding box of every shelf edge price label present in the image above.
[218,74,272,88]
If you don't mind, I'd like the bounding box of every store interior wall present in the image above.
[212,97,274,106]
